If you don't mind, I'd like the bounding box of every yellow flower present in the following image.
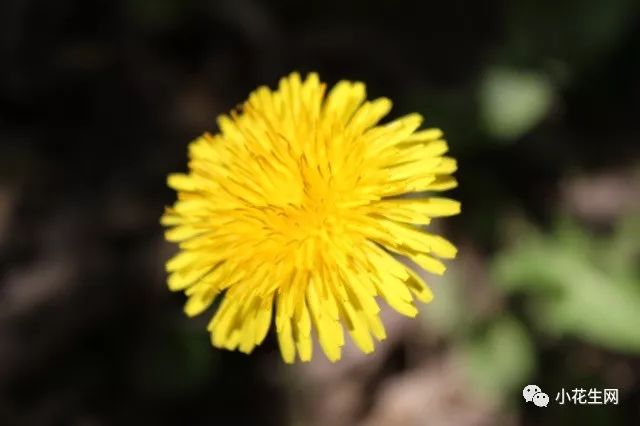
[162,72,460,363]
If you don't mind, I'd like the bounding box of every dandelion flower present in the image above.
[162,72,460,363]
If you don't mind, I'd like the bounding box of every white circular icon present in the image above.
[523,384,542,402]
[533,392,549,407]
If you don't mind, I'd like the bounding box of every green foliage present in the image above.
[462,315,535,398]
[479,67,554,141]
[421,270,469,337]
[493,215,640,353]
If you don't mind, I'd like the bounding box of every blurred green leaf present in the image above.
[462,315,535,397]
[421,270,468,336]
[479,67,554,141]
[493,215,640,353]
[599,214,640,281]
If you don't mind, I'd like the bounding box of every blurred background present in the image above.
[1,0,639,425]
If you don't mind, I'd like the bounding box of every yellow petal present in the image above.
[404,267,434,303]
[184,289,217,317]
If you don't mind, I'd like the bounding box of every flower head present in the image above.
[162,72,460,363]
